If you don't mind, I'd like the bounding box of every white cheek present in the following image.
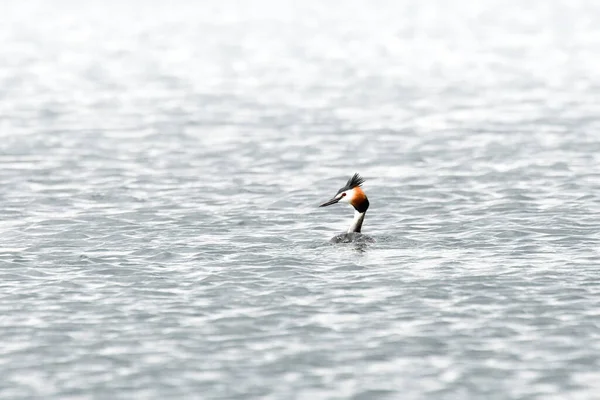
[339,191,353,203]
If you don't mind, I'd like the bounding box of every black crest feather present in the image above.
[346,173,365,189]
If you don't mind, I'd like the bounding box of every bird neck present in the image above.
[348,210,366,233]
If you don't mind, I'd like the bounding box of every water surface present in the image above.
[2,1,600,399]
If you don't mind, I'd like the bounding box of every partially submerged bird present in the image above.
[319,173,375,243]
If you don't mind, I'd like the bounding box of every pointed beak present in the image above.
[319,197,340,207]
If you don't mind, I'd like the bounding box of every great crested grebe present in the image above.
[319,173,375,243]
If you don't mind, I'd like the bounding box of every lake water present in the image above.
[2,1,600,399]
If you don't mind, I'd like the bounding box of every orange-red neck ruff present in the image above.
[350,187,369,213]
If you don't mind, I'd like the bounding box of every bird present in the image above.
[319,173,375,243]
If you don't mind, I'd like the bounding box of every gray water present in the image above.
[2,1,600,399]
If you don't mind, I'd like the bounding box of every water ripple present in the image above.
[2,0,600,399]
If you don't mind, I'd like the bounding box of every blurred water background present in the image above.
[2,0,600,399]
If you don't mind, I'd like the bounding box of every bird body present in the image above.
[319,173,374,243]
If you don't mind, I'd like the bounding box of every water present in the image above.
[2,0,600,398]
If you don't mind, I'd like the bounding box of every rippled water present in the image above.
[2,1,600,399]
